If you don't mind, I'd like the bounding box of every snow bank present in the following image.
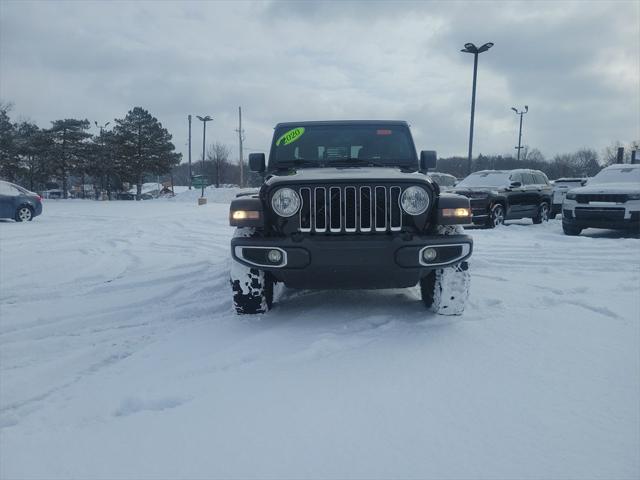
[168,185,256,204]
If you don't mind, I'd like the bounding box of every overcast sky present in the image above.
[1,0,638,163]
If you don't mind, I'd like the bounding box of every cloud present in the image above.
[1,0,637,164]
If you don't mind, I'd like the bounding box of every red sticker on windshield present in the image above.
[376,129,392,135]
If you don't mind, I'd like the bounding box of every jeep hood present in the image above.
[264,167,435,187]
[569,183,640,195]
[452,187,499,195]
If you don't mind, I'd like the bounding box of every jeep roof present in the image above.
[274,120,410,129]
[471,169,547,174]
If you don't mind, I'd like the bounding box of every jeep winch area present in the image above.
[229,120,473,315]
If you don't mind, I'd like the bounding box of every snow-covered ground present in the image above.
[1,199,639,479]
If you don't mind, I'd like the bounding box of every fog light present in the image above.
[422,248,437,262]
[267,249,283,263]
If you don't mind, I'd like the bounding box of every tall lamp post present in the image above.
[196,115,212,197]
[511,106,528,161]
[188,115,192,189]
[461,42,494,176]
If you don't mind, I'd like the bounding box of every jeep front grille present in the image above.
[298,185,403,233]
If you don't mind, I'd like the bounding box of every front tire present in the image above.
[420,224,471,315]
[230,228,274,315]
[420,261,470,315]
[486,204,505,228]
[533,202,550,224]
[562,223,582,236]
[15,206,33,222]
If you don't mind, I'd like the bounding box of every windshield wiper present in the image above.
[275,159,320,169]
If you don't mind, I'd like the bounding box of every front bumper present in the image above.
[469,197,492,224]
[231,233,473,289]
[562,199,640,230]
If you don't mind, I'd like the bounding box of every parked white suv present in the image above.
[562,164,640,235]
[551,178,586,216]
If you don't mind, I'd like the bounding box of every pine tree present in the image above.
[0,105,21,181]
[15,121,48,191]
[48,119,91,198]
[112,107,181,199]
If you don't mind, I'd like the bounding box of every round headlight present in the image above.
[401,186,430,215]
[271,188,301,217]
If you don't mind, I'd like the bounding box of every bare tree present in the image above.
[602,140,640,165]
[206,142,238,186]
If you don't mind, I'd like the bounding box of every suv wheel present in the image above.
[486,204,505,228]
[562,223,582,236]
[420,225,470,316]
[230,228,274,314]
[533,202,550,224]
[15,206,33,222]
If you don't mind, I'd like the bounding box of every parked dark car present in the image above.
[453,169,553,228]
[0,180,43,222]
[427,172,458,191]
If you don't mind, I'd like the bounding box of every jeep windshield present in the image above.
[457,172,511,188]
[269,124,417,169]
[590,167,640,184]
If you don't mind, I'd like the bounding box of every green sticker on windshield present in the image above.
[276,127,305,146]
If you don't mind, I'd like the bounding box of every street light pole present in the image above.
[188,114,192,189]
[196,115,212,197]
[511,106,528,161]
[461,42,494,176]
[236,106,245,188]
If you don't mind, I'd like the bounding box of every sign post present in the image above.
[191,176,209,204]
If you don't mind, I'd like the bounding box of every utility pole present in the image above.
[196,115,213,195]
[461,42,494,176]
[511,106,528,161]
[188,114,192,189]
[236,106,245,188]
[94,121,110,200]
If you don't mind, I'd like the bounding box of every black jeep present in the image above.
[229,121,473,315]
[453,169,553,228]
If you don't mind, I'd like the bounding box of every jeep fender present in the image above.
[436,193,472,225]
[229,196,265,228]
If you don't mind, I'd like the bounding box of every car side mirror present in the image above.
[249,153,266,173]
[420,150,437,172]
[510,181,522,188]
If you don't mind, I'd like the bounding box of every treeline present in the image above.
[436,144,639,179]
[2,100,637,196]
[0,104,181,199]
